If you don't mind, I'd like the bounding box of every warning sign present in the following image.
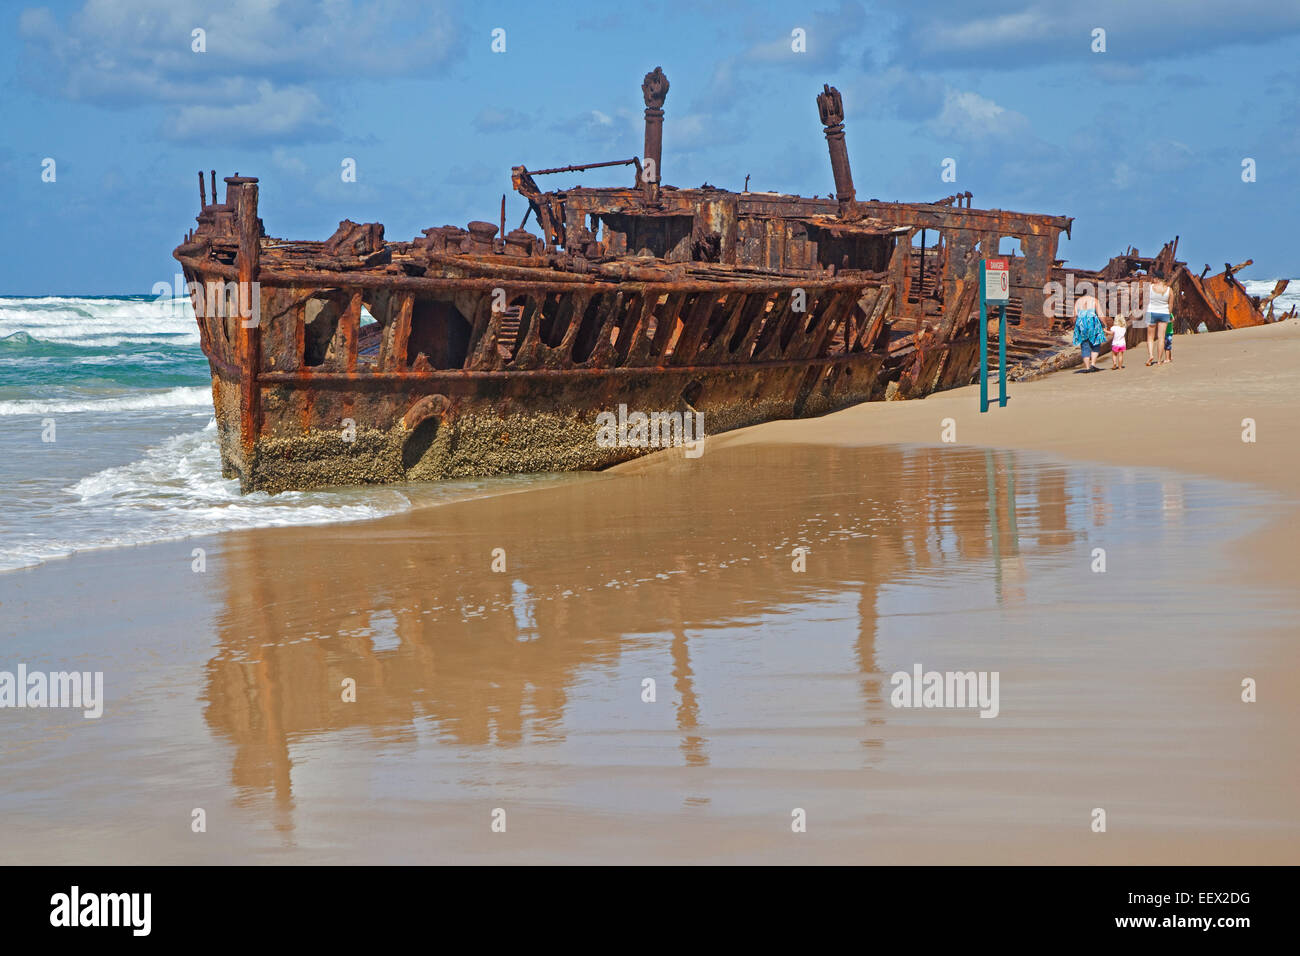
[977,257,1008,303]
[984,258,1010,303]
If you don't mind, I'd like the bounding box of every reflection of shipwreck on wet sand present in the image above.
[174,68,1288,493]
[202,444,1086,815]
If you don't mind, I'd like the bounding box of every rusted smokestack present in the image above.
[816,84,855,207]
[641,67,669,188]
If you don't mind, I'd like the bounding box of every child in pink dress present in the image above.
[1109,315,1127,369]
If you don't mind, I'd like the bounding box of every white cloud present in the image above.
[19,0,461,142]
[926,10,1053,52]
[167,82,335,143]
[550,108,629,140]
[931,89,1031,141]
[881,0,1300,69]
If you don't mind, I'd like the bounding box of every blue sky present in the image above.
[1,0,1297,294]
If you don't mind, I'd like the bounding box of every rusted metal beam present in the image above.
[175,253,878,295]
[816,84,856,207]
[525,158,642,177]
[389,294,413,370]
[255,350,883,384]
[340,291,361,372]
[234,176,260,461]
[642,66,669,188]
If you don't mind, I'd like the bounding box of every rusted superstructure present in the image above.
[510,74,1078,406]
[175,68,1284,493]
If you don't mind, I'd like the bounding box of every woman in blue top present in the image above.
[1072,291,1106,372]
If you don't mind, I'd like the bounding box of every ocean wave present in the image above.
[0,386,212,416]
[1,329,201,351]
[0,417,576,574]
[1243,279,1300,318]
[62,335,201,348]
[0,422,414,573]
[0,295,198,345]
[0,295,161,305]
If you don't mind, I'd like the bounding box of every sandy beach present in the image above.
[1,320,1296,865]
[715,319,1300,584]
[718,320,1300,497]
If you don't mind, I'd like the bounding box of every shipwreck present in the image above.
[174,68,1286,493]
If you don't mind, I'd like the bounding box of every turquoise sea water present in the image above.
[0,294,542,572]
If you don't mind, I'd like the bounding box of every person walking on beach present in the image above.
[1109,314,1127,369]
[1073,291,1106,372]
[1144,272,1173,366]
[1129,279,1151,362]
[1162,320,1174,363]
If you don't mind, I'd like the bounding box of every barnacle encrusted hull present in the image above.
[208,352,898,494]
[182,232,920,494]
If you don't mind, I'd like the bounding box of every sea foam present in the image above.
[0,386,212,416]
[0,422,414,573]
[0,295,199,346]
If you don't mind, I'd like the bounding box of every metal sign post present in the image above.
[979,257,1010,413]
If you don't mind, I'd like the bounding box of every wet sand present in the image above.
[715,320,1300,585]
[1,321,1297,864]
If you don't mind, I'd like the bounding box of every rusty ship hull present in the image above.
[175,71,1053,494]
[174,181,1004,494]
[176,220,898,493]
[175,69,1282,493]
